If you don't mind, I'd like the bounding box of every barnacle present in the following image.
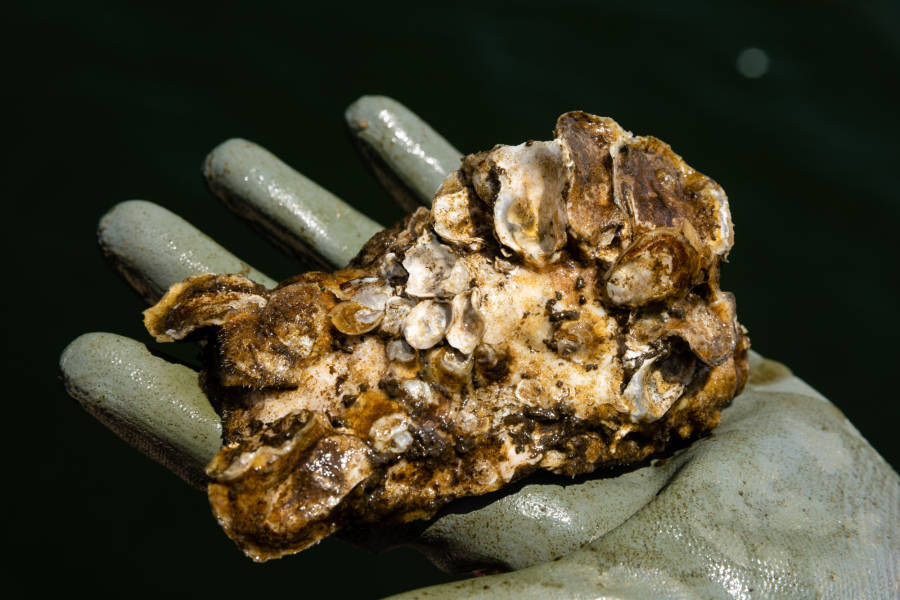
[144,111,749,561]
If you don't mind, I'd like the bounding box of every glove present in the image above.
[58,95,900,599]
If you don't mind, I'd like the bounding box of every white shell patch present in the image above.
[402,230,458,297]
[402,299,452,349]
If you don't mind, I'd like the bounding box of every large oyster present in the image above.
[144,112,749,561]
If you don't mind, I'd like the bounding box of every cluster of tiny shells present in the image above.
[329,228,486,359]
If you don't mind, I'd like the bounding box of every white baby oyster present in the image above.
[446,289,485,355]
[402,299,452,349]
[489,140,568,266]
[402,230,458,297]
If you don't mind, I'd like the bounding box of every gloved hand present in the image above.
[58,96,900,600]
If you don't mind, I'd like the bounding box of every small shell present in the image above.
[624,351,695,421]
[402,300,452,349]
[402,230,458,297]
[343,277,393,311]
[369,413,414,454]
[386,339,416,363]
[475,342,500,369]
[673,291,738,366]
[605,230,698,308]
[432,171,492,249]
[490,140,568,266]
[329,301,384,335]
[515,379,543,403]
[427,346,474,390]
[552,320,597,364]
[446,289,485,355]
[554,112,631,263]
[401,379,436,405]
[377,253,408,281]
[691,180,733,256]
[613,134,733,264]
[381,297,415,337]
[440,260,470,295]
[623,358,655,420]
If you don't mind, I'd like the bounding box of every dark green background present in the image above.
[8,0,899,597]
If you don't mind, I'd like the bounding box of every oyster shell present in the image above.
[144,111,749,561]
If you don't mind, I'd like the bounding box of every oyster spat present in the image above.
[144,112,749,561]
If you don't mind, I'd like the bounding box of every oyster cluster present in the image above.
[144,112,749,561]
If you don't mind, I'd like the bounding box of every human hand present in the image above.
[58,96,900,599]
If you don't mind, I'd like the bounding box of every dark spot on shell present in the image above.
[549,310,579,322]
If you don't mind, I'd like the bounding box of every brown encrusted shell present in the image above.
[330,301,384,335]
[145,112,749,561]
[553,112,630,263]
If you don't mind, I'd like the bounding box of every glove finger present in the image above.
[99,200,277,305]
[345,95,463,211]
[59,332,222,489]
[203,139,383,270]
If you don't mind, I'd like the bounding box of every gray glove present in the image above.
[59,96,900,600]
